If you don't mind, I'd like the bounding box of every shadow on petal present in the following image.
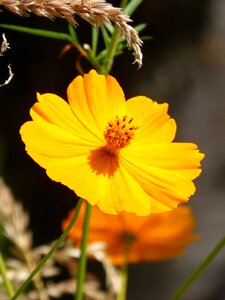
[88,146,119,177]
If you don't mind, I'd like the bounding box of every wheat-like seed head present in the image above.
[0,0,143,67]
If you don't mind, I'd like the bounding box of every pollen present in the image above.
[104,115,138,153]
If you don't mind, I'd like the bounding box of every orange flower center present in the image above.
[104,115,138,154]
[123,232,136,245]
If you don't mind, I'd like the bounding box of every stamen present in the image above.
[104,115,138,153]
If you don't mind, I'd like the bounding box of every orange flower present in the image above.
[20,70,204,215]
[62,203,198,265]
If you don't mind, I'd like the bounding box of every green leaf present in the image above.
[124,0,143,16]
[135,23,147,33]
[100,26,111,47]
[141,36,153,41]
[68,25,78,43]
[0,24,72,42]
[103,22,114,35]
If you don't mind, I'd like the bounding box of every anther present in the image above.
[104,115,138,153]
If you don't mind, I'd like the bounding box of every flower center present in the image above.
[123,232,136,245]
[104,115,138,153]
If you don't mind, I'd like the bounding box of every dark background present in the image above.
[0,0,225,299]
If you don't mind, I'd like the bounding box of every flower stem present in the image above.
[75,203,92,300]
[22,250,49,300]
[120,0,129,9]
[0,252,15,297]
[102,25,121,75]
[170,235,225,300]
[12,198,83,300]
[117,262,129,300]
[117,234,131,300]
[101,0,129,75]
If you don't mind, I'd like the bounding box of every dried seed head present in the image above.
[0,34,14,87]
[0,0,143,67]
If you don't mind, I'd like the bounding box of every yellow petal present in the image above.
[121,143,204,212]
[20,122,95,171]
[126,96,176,143]
[42,145,151,215]
[67,70,126,136]
[97,165,151,215]
[31,93,103,145]
[125,142,204,171]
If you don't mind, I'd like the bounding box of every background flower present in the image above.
[20,70,204,215]
[62,203,198,266]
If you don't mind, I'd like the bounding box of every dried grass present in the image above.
[0,0,143,67]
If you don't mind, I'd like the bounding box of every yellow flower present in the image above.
[20,70,204,215]
[62,203,198,265]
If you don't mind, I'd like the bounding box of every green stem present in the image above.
[68,25,101,73]
[0,24,72,42]
[170,235,225,300]
[120,0,129,9]
[101,0,129,74]
[102,25,121,75]
[0,252,15,297]
[75,203,92,300]
[117,234,132,300]
[92,26,99,57]
[12,198,83,300]
[117,262,129,300]
[68,25,78,43]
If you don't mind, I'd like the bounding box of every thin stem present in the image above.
[92,26,99,57]
[68,25,78,43]
[120,0,129,9]
[12,198,83,300]
[75,203,92,300]
[101,0,129,74]
[0,252,15,297]
[22,250,49,300]
[102,25,121,75]
[117,262,129,300]
[0,24,72,42]
[170,235,225,300]
[117,235,131,300]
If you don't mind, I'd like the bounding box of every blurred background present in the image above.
[0,0,225,299]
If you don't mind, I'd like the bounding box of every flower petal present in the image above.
[126,96,176,143]
[67,70,126,136]
[39,145,151,215]
[121,143,204,212]
[97,165,151,215]
[31,93,103,145]
[63,204,197,265]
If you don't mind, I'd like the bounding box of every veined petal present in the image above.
[20,121,96,169]
[97,165,151,215]
[124,142,204,171]
[120,143,204,212]
[31,93,103,145]
[126,96,176,143]
[67,70,126,136]
[43,145,151,215]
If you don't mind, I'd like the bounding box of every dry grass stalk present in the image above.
[0,0,143,67]
[0,178,32,253]
[0,178,49,300]
[0,32,10,54]
[0,33,14,87]
[0,181,116,299]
